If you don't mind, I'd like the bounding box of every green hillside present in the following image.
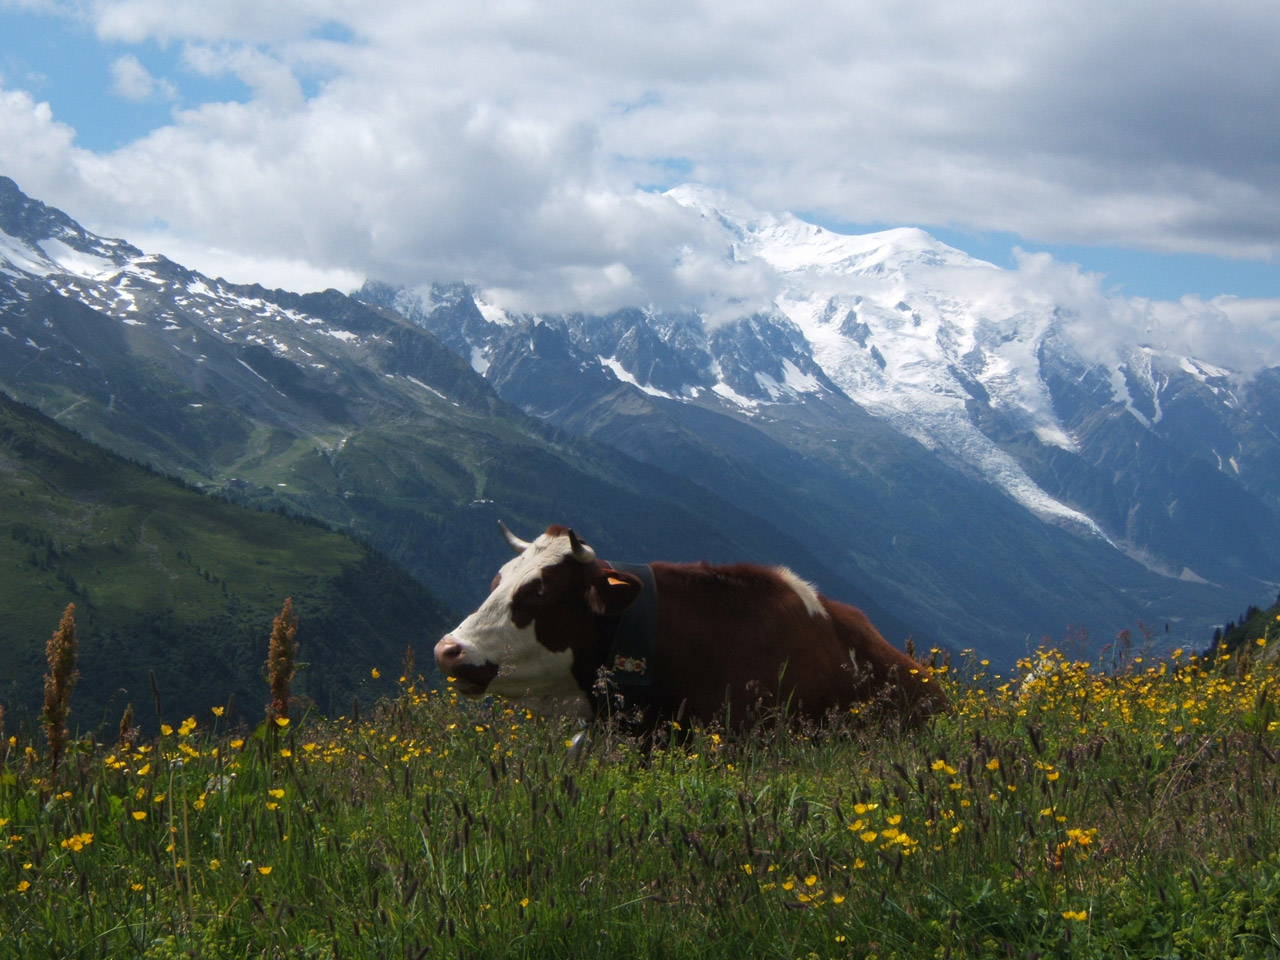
[0,391,453,734]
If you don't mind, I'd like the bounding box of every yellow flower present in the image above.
[268,788,285,799]
[371,668,381,679]
[274,717,290,728]
[804,874,818,887]
[257,866,273,876]
[853,802,878,815]
[986,758,1000,772]
[131,811,147,821]
[1062,910,1089,922]
[520,897,530,908]
[160,724,173,736]
[131,883,144,891]
[212,706,225,716]
[860,831,879,843]
[741,864,754,876]
[886,814,902,826]
[17,880,31,893]
[60,832,94,852]
[231,738,245,749]
[1046,771,1061,782]
[210,859,221,870]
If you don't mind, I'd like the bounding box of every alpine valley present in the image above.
[3,175,1278,700]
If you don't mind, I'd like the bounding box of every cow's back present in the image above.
[644,561,944,724]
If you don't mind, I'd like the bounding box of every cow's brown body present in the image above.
[434,524,947,727]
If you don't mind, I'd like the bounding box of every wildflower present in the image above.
[257,866,273,876]
[161,724,174,736]
[804,874,818,887]
[520,898,530,909]
[16,880,30,893]
[860,831,878,843]
[986,758,1000,772]
[60,832,94,852]
[274,717,290,728]
[1062,910,1089,922]
[131,883,144,891]
[212,706,225,716]
[371,667,381,679]
[268,788,285,799]
[741,864,754,876]
[131,811,147,821]
[210,859,221,870]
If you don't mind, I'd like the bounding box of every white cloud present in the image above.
[109,54,176,102]
[0,0,1277,361]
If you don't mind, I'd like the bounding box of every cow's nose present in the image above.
[434,636,467,671]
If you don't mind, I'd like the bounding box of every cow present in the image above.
[433,522,948,730]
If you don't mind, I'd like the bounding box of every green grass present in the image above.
[0,392,453,731]
[3,624,1279,960]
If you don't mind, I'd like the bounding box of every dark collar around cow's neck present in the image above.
[593,560,658,714]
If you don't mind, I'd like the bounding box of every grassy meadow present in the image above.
[2,622,1279,959]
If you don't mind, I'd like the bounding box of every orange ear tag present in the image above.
[607,577,630,586]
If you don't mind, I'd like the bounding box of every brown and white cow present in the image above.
[433,523,947,728]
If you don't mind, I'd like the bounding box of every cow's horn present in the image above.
[568,530,596,564]
[498,519,533,554]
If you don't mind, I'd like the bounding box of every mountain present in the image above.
[0,176,913,668]
[362,188,1280,660]
[3,175,1275,668]
[0,389,453,732]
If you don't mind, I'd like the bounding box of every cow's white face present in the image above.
[435,526,593,715]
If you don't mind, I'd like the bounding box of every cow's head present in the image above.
[434,523,643,716]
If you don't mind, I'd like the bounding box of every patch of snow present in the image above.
[780,358,821,394]
[0,229,52,276]
[38,238,119,280]
[711,380,760,410]
[600,356,676,399]
[405,375,449,402]
[470,346,490,376]
[475,297,513,326]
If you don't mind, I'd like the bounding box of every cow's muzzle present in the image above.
[434,636,499,695]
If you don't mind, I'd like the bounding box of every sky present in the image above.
[1,0,1278,367]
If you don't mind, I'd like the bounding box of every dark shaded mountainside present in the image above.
[1,174,1275,681]
[0,390,453,733]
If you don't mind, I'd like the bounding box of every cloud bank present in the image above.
[0,0,1277,365]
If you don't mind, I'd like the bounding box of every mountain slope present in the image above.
[372,188,1280,659]
[0,176,918,655]
[0,389,453,732]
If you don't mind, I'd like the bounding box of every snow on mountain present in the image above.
[663,187,1111,532]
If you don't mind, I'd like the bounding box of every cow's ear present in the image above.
[587,568,642,616]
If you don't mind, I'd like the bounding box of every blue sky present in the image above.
[1,0,1278,321]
